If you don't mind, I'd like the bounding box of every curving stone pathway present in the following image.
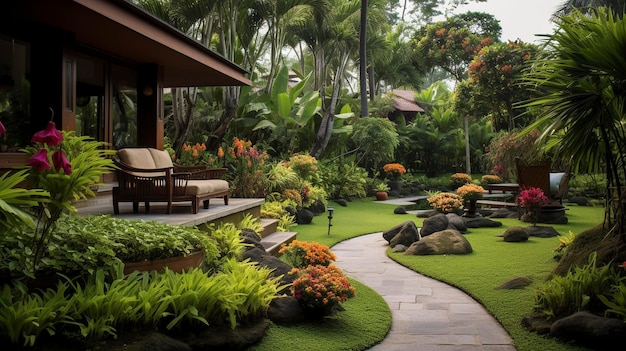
[332,233,516,351]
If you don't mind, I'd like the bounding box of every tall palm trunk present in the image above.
[171,87,197,154]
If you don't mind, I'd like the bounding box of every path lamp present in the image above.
[327,206,334,235]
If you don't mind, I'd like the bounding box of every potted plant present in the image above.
[516,187,550,225]
[456,183,485,217]
[374,182,390,201]
[383,163,406,191]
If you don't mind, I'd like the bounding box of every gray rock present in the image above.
[488,208,518,218]
[405,229,472,255]
[526,225,560,238]
[392,244,408,252]
[382,221,417,243]
[420,213,449,236]
[446,213,467,233]
[502,226,530,242]
[295,208,314,224]
[389,221,419,247]
[550,311,626,350]
[463,217,503,228]
[394,206,407,214]
[267,296,305,325]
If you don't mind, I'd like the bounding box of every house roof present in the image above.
[6,0,251,88]
[390,90,425,113]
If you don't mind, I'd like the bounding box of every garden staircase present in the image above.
[75,185,296,257]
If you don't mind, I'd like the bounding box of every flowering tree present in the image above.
[459,40,540,132]
[516,187,550,225]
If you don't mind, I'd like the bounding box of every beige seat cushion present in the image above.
[149,148,174,168]
[185,179,229,196]
[118,148,156,169]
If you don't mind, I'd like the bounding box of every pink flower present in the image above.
[29,149,51,172]
[32,121,62,146]
[0,121,6,136]
[52,151,72,174]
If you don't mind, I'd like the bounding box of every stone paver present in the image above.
[332,233,516,351]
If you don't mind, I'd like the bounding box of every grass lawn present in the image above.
[255,197,605,351]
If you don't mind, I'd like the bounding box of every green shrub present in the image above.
[533,252,623,319]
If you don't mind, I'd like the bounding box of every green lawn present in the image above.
[260,197,605,351]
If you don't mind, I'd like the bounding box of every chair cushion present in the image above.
[149,148,174,168]
[550,173,565,194]
[185,179,229,196]
[118,148,156,169]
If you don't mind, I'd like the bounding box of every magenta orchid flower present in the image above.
[0,121,6,137]
[52,150,72,174]
[32,121,63,146]
[29,149,51,172]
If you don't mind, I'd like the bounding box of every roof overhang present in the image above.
[8,0,251,88]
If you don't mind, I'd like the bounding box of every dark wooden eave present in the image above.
[5,0,251,88]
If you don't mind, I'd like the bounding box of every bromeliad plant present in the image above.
[516,187,550,225]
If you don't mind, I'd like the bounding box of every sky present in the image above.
[451,0,565,43]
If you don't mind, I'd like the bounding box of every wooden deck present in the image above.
[75,187,296,256]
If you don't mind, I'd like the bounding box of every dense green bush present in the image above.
[533,253,626,320]
[0,260,282,348]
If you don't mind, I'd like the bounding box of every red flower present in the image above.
[31,121,63,146]
[52,151,72,174]
[0,121,6,136]
[29,149,51,172]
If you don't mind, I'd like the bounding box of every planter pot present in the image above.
[462,199,478,217]
[375,191,388,201]
[123,249,205,275]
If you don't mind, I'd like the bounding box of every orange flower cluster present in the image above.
[279,240,336,268]
[427,192,463,213]
[383,163,406,179]
[456,183,485,201]
[172,142,222,167]
[290,265,356,311]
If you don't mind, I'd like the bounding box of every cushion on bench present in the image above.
[185,179,229,196]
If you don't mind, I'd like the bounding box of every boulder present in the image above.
[463,217,503,228]
[446,213,467,233]
[488,208,518,218]
[420,213,449,236]
[568,196,590,206]
[394,206,407,214]
[526,226,560,238]
[502,226,530,242]
[550,311,626,350]
[295,208,314,224]
[405,229,472,255]
[392,244,408,252]
[389,222,419,247]
[267,296,305,325]
[382,221,417,243]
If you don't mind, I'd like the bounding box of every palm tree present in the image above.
[523,8,626,240]
[555,0,625,18]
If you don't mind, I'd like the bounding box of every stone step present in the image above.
[259,218,279,238]
[260,231,297,256]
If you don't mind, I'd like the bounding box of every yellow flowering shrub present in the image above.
[481,174,502,185]
[427,192,463,213]
[450,173,472,187]
[456,183,485,201]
